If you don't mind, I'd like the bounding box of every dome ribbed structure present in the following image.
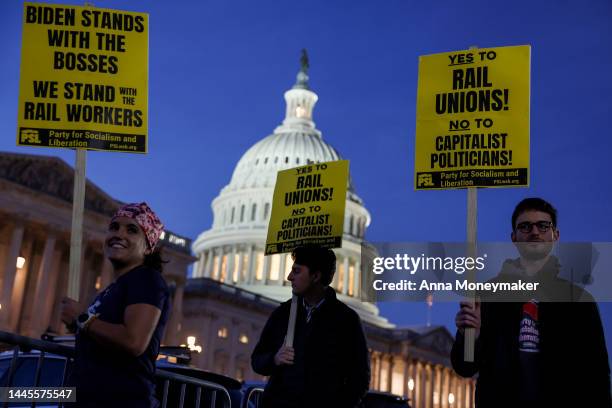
[191,54,391,328]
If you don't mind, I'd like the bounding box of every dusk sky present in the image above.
[2,0,612,361]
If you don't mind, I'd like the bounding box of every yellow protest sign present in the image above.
[415,45,530,189]
[17,3,148,153]
[265,160,349,255]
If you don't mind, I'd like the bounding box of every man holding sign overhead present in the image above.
[252,159,369,407]
[251,245,370,407]
[451,198,611,407]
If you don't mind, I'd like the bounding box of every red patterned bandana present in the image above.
[112,202,164,249]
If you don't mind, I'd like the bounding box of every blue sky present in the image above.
[1,0,612,357]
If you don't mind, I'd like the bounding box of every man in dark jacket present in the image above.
[452,198,611,408]
[251,245,370,408]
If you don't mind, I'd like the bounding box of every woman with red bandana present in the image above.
[60,202,170,408]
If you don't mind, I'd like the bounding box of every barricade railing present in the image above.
[241,385,264,408]
[0,330,232,408]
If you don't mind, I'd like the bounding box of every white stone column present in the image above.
[229,246,237,283]
[409,359,418,404]
[237,249,245,283]
[387,355,394,393]
[442,368,449,408]
[194,252,204,277]
[247,245,255,284]
[425,364,433,408]
[204,249,213,278]
[369,351,377,391]
[0,222,24,330]
[342,257,350,295]
[215,248,223,281]
[263,253,271,284]
[29,230,57,336]
[435,366,443,408]
[371,351,380,390]
[353,260,361,298]
[416,361,424,408]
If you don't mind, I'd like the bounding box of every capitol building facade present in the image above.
[180,58,476,408]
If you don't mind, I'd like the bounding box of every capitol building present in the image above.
[180,55,476,408]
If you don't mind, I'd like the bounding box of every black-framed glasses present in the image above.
[515,221,554,233]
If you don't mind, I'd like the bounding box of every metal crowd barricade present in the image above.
[240,386,264,408]
[155,368,232,408]
[0,330,232,408]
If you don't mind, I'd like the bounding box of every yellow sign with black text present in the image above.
[265,160,349,255]
[415,45,530,189]
[17,3,148,153]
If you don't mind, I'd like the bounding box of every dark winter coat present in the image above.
[251,287,370,408]
[451,258,611,408]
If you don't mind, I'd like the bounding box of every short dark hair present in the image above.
[511,197,558,230]
[291,246,336,286]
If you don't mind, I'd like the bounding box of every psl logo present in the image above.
[417,173,434,187]
[20,129,41,144]
[266,244,278,254]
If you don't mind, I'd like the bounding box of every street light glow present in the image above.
[16,257,25,269]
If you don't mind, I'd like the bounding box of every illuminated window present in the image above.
[232,253,240,283]
[220,254,228,282]
[212,255,220,280]
[217,327,228,339]
[285,253,293,282]
[255,251,264,281]
[270,254,281,281]
[295,105,306,118]
[380,362,389,391]
[408,377,415,391]
[16,257,26,269]
[337,261,345,292]
[391,365,403,396]
[239,334,249,344]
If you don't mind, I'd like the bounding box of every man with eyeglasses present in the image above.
[451,197,611,408]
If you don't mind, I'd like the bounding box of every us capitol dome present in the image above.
[192,53,391,327]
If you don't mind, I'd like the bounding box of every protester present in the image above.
[251,245,370,408]
[61,202,170,408]
[451,198,611,408]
